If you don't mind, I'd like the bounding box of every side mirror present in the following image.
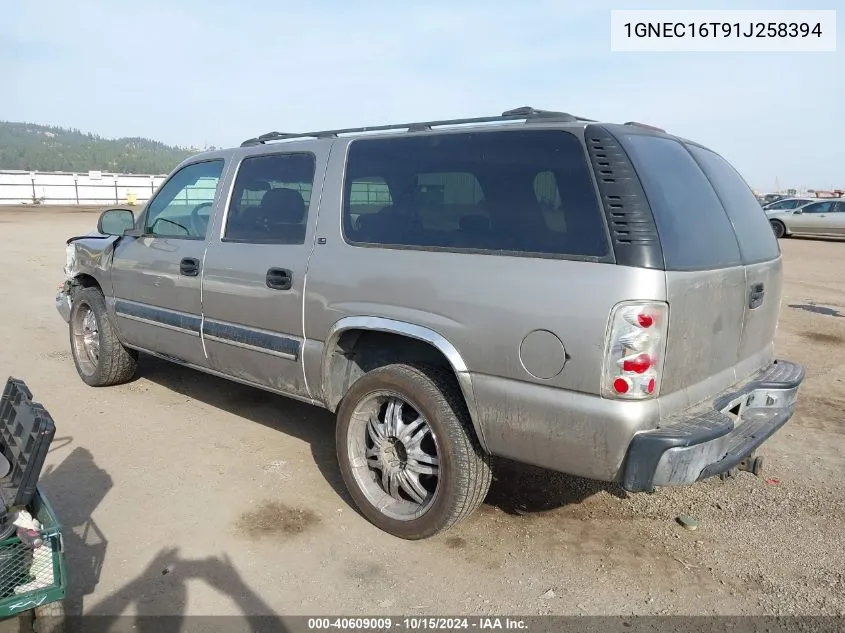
[793,209,803,214]
[97,209,135,235]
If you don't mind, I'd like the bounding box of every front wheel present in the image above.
[69,287,138,387]
[336,363,492,540]
[770,219,786,239]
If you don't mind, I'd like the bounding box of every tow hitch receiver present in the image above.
[719,453,764,480]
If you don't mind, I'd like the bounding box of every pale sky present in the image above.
[2,0,842,191]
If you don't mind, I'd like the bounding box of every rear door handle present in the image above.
[180,257,200,277]
[266,267,292,290]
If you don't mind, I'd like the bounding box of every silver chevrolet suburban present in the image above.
[56,107,804,539]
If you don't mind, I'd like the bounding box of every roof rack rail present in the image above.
[240,106,597,147]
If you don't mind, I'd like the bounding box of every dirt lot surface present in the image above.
[0,207,842,621]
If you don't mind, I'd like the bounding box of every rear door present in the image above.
[617,132,782,404]
[200,146,328,399]
[110,158,226,367]
[686,144,783,375]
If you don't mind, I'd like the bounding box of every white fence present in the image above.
[0,170,168,206]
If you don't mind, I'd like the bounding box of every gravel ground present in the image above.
[0,207,842,623]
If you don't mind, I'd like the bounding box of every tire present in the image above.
[770,220,786,239]
[69,286,138,387]
[33,600,66,633]
[336,363,492,540]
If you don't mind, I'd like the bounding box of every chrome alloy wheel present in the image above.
[71,303,100,375]
[346,393,441,521]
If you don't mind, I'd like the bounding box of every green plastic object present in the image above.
[0,487,66,618]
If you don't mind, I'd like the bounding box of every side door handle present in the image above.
[266,267,292,290]
[180,257,200,277]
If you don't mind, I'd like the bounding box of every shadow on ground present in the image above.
[485,458,627,516]
[40,445,111,616]
[80,548,287,633]
[139,355,619,519]
[791,235,845,244]
[788,303,844,318]
[138,356,347,503]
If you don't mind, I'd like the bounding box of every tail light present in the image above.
[602,301,668,400]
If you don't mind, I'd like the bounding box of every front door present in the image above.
[110,158,227,367]
[200,148,327,398]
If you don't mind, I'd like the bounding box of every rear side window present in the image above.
[686,145,780,264]
[342,130,609,258]
[802,201,835,214]
[621,134,741,270]
[224,152,315,244]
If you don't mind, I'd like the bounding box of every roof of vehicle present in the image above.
[233,106,669,149]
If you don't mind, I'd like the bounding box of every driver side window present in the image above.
[145,160,225,238]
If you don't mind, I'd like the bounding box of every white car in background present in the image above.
[767,199,845,239]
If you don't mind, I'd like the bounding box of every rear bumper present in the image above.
[621,359,805,492]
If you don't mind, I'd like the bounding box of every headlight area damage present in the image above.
[55,232,119,323]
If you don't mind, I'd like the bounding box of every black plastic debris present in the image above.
[0,378,56,509]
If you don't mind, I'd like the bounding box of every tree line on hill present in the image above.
[0,121,203,174]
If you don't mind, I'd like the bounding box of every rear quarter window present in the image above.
[620,134,742,271]
[342,130,610,259]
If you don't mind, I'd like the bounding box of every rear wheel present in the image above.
[69,287,138,386]
[336,363,492,540]
[770,220,786,239]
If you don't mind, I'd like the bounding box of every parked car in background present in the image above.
[762,197,816,213]
[768,199,845,238]
[760,193,788,205]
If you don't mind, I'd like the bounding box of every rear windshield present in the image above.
[620,134,742,270]
[342,130,610,259]
[686,145,780,264]
[621,134,779,270]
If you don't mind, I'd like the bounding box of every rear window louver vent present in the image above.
[585,125,663,269]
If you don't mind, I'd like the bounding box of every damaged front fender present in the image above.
[56,232,120,323]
